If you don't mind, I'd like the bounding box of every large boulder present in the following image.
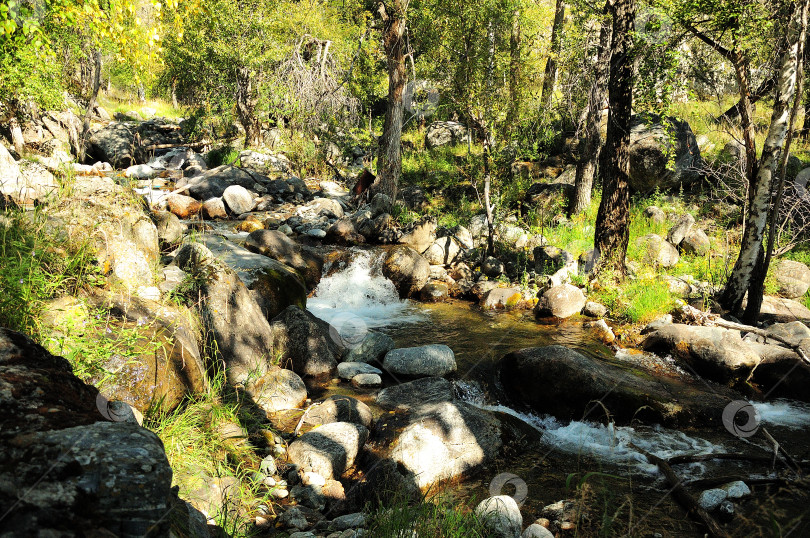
[500,345,741,427]
[773,259,810,299]
[0,153,59,207]
[667,214,695,246]
[385,400,502,490]
[635,234,679,267]
[627,114,702,193]
[643,324,761,383]
[376,376,455,411]
[422,236,463,266]
[382,344,457,377]
[425,121,467,149]
[344,330,395,364]
[269,305,344,377]
[197,234,307,319]
[299,395,374,430]
[245,366,307,414]
[222,184,256,215]
[0,328,188,537]
[382,245,431,298]
[749,342,810,401]
[288,422,369,480]
[176,242,277,384]
[245,229,324,288]
[153,210,186,245]
[398,217,437,253]
[535,284,586,319]
[755,295,810,322]
[184,165,259,200]
[88,122,136,168]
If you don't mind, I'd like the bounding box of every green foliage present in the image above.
[0,207,102,337]
[591,276,677,323]
[365,495,489,537]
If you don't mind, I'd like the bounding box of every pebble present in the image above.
[307,228,326,238]
[272,488,289,499]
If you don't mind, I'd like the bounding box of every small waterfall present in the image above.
[308,249,426,328]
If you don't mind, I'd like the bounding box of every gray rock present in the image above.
[773,259,810,299]
[482,256,505,277]
[307,228,327,238]
[635,234,679,267]
[223,184,256,214]
[351,373,382,387]
[749,341,810,401]
[301,395,374,429]
[202,197,228,219]
[245,229,324,288]
[186,165,258,199]
[698,488,728,511]
[628,114,702,193]
[305,197,344,219]
[376,376,455,411]
[344,330,395,364]
[383,344,457,377]
[382,245,431,298]
[643,205,666,224]
[721,480,751,499]
[337,362,383,379]
[370,193,392,217]
[1,159,59,206]
[765,320,810,346]
[681,228,710,256]
[667,214,695,246]
[260,455,278,476]
[388,401,502,489]
[330,512,367,531]
[583,301,608,318]
[643,324,761,382]
[423,236,462,266]
[399,217,438,253]
[522,524,555,538]
[482,287,523,310]
[535,284,586,319]
[153,210,186,245]
[425,121,467,149]
[270,305,343,377]
[475,495,523,538]
[159,264,188,294]
[246,366,308,414]
[88,122,136,167]
[288,422,369,480]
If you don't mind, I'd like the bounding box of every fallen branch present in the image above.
[668,453,774,465]
[762,427,804,476]
[629,443,730,538]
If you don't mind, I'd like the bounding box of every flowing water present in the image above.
[308,248,810,535]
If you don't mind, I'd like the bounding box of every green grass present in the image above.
[365,495,490,537]
[97,93,187,121]
[590,275,677,324]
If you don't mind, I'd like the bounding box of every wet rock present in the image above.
[482,256,505,277]
[301,395,374,429]
[344,330,395,364]
[326,218,365,245]
[387,400,502,489]
[383,344,457,377]
[235,214,264,233]
[337,362,382,379]
[483,287,523,310]
[202,197,228,219]
[376,377,454,411]
[667,214,695,246]
[246,366,308,414]
[167,193,203,218]
[223,184,256,214]
[643,205,666,224]
[628,115,702,193]
[270,305,343,377]
[636,234,679,267]
[420,281,450,302]
[399,217,437,253]
[681,228,710,255]
[500,345,742,427]
[352,373,382,387]
[153,210,186,245]
[643,324,761,383]
[773,259,810,299]
[475,496,522,538]
[245,229,324,288]
[382,245,431,298]
[288,422,369,480]
[585,318,615,344]
[535,284,586,319]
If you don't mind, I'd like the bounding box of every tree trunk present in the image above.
[171,79,178,109]
[9,116,24,155]
[236,66,261,148]
[569,16,612,216]
[715,75,776,124]
[507,8,521,130]
[79,50,102,163]
[540,0,566,111]
[373,0,408,201]
[593,0,635,276]
[720,1,807,318]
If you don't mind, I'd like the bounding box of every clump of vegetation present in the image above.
[365,494,490,537]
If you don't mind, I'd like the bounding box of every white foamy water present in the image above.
[454,381,720,476]
[308,249,427,328]
[753,400,810,429]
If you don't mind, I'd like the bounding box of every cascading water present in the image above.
[307,249,427,328]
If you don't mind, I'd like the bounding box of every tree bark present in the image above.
[236,66,261,148]
[720,1,807,317]
[373,0,409,201]
[569,16,612,216]
[79,50,102,163]
[507,8,521,129]
[715,74,776,124]
[541,0,566,111]
[593,0,635,276]
[742,0,808,322]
